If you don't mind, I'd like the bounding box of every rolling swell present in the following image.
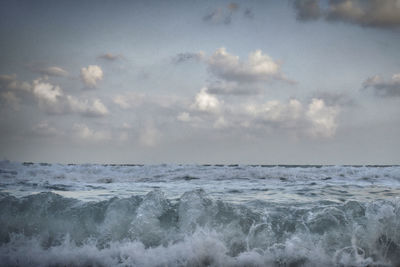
[0,190,399,266]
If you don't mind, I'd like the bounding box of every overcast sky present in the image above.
[1,0,400,164]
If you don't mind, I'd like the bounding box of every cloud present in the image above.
[182,88,339,138]
[98,53,121,61]
[80,65,103,88]
[112,92,147,109]
[38,66,68,77]
[249,98,339,137]
[113,94,132,109]
[207,48,291,83]
[0,74,32,110]
[73,123,111,142]
[203,7,234,25]
[0,74,31,93]
[1,91,20,110]
[32,78,63,107]
[293,0,321,21]
[66,96,109,117]
[362,73,400,97]
[243,8,255,19]
[246,98,339,137]
[293,0,400,28]
[32,121,61,137]
[245,99,303,122]
[1,75,109,117]
[213,116,229,129]
[172,48,293,95]
[32,78,109,116]
[172,52,205,64]
[206,81,261,95]
[203,2,253,25]
[113,92,184,112]
[0,74,16,85]
[310,91,355,106]
[191,88,222,112]
[306,98,339,137]
[177,112,191,122]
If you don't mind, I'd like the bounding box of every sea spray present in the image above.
[0,190,399,266]
[1,161,400,266]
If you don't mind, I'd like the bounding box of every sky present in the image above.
[0,0,400,164]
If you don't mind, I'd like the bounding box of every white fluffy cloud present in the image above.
[80,65,103,88]
[32,79,63,106]
[32,78,109,116]
[182,88,339,138]
[1,75,109,117]
[207,48,286,83]
[248,98,339,137]
[191,88,222,112]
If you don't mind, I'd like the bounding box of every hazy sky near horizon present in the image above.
[1,0,400,164]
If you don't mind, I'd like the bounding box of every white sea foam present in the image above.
[0,161,400,266]
[0,189,399,266]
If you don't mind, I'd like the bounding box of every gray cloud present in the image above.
[0,74,33,110]
[293,0,400,28]
[72,123,111,142]
[206,81,262,96]
[294,0,321,21]
[203,8,234,25]
[203,2,253,25]
[363,73,400,97]
[31,121,62,137]
[98,53,121,61]
[310,91,355,106]
[26,63,69,77]
[38,66,69,77]
[243,8,255,19]
[172,48,294,96]
[0,74,31,93]
[172,52,205,64]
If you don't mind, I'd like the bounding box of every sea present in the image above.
[0,160,399,267]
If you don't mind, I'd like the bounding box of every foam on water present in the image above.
[0,161,400,266]
[0,190,400,266]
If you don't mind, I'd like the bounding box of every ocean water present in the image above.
[0,161,400,267]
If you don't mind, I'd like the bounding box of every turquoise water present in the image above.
[0,161,399,266]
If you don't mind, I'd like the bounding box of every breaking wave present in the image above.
[1,190,400,267]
